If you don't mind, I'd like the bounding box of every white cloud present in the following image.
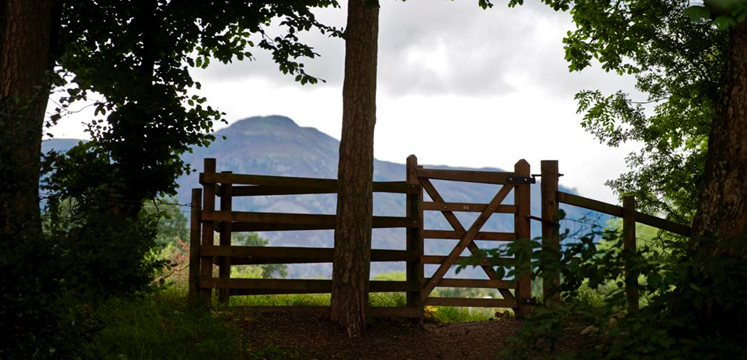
[47,0,642,204]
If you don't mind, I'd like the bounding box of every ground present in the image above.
[235,311,583,360]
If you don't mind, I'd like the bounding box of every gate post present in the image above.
[514,160,532,317]
[218,171,233,305]
[406,155,424,322]
[199,158,217,305]
[540,161,560,303]
[188,188,203,307]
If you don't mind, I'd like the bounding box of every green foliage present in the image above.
[496,228,747,359]
[524,0,727,223]
[0,235,101,360]
[92,290,246,360]
[50,0,341,210]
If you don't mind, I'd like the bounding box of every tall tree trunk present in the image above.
[0,0,56,242]
[691,21,747,245]
[330,0,379,338]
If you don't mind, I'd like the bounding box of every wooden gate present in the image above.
[188,156,534,319]
[409,156,534,317]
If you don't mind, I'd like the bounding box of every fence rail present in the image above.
[540,160,692,310]
[189,157,693,319]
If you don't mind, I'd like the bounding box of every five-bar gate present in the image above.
[188,156,535,319]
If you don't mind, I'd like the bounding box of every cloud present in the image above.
[196,0,637,100]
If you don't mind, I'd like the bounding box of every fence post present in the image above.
[514,159,532,317]
[623,196,639,311]
[199,158,217,306]
[188,188,203,307]
[406,155,424,322]
[541,160,560,303]
[218,171,233,305]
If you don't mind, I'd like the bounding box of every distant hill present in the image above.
[43,115,605,279]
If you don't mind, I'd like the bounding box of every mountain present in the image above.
[43,115,605,279]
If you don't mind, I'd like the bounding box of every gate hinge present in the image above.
[506,176,536,184]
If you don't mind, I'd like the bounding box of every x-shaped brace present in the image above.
[420,178,515,302]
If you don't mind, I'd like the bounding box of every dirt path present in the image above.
[235,311,580,360]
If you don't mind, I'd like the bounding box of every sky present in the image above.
[47,0,644,204]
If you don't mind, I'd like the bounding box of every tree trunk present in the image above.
[691,21,747,245]
[0,0,56,242]
[330,0,379,338]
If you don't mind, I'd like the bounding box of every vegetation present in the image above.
[2,0,747,357]
[490,227,747,360]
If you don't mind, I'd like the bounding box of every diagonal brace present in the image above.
[421,180,514,302]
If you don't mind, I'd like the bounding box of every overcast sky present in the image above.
[47,0,643,203]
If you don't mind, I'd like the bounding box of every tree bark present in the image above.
[0,0,56,242]
[691,21,747,245]
[330,0,379,338]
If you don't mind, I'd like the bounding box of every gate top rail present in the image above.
[558,192,691,237]
[416,168,519,185]
[200,172,417,194]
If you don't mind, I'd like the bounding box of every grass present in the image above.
[92,289,246,360]
[229,290,509,323]
[90,286,514,360]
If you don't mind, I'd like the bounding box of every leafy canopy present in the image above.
[504,0,726,224]
[50,0,340,204]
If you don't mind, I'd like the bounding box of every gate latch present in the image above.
[506,176,536,184]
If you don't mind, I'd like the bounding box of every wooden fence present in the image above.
[187,157,692,318]
[187,156,535,319]
[538,160,691,310]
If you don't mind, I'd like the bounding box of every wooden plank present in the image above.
[202,246,415,264]
[623,196,639,312]
[420,178,515,300]
[199,159,216,305]
[200,278,416,292]
[425,278,512,289]
[406,155,425,319]
[541,160,561,303]
[422,255,516,267]
[231,306,421,318]
[422,230,516,241]
[203,173,414,194]
[558,192,691,237]
[558,192,624,217]
[635,212,691,237]
[202,172,337,188]
[231,185,336,196]
[228,181,415,196]
[201,278,331,290]
[423,202,516,213]
[514,160,532,317]
[188,188,202,306]
[424,297,517,308]
[218,172,233,304]
[202,211,416,229]
[372,181,418,194]
[421,183,514,302]
[417,168,515,184]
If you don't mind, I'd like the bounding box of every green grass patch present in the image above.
[92,289,246,360]
[230,293,331,307]
[426,306,512,323]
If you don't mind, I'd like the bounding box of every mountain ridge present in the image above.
[44,115,601,278]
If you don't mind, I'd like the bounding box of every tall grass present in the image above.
[92,289,246,360]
